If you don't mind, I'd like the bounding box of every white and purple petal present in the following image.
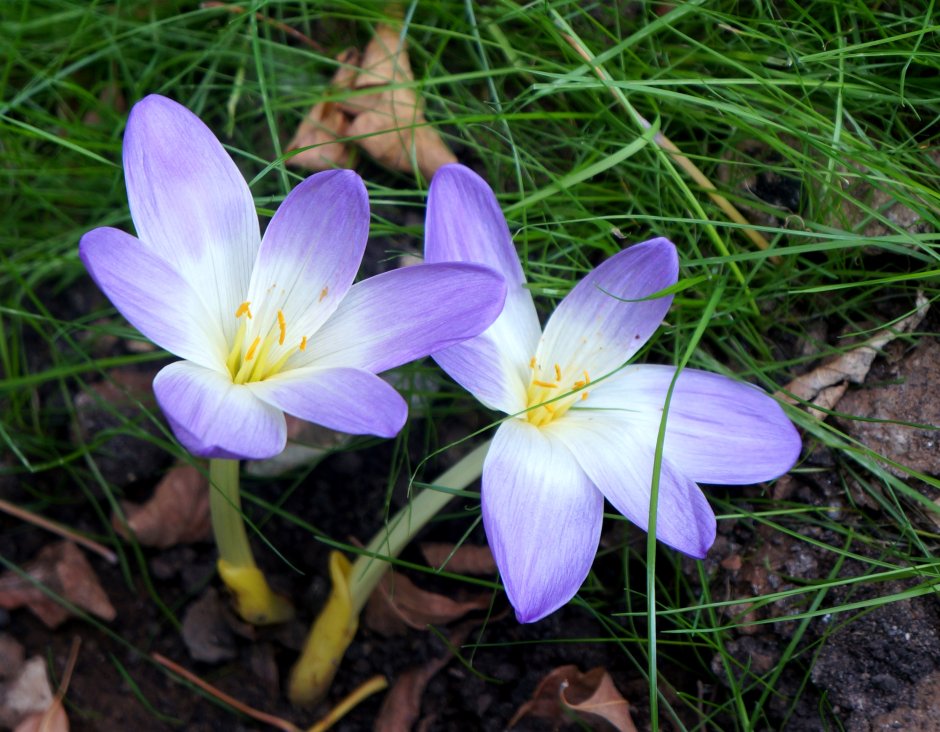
[551,412,716,558]
[123,95,259,339]
[538,238,678,381]
[79,227,225,370]
[246,170,369,342]
[249,366,407,439]
[483,419,604,622]
[153,361,287,460]
[586,365,801,485]
[424,164,541,413]
[302,262,506,373]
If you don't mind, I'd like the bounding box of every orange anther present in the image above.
[235,301,253,319]
[299,336,308,351]
[532,379,557,389]
[277,310,286,345]
[319,287,329,302]
[554,364,562,381]
[529,356,537,369]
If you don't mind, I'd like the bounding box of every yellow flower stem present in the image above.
[209,458,294,625]
[288,440,490,706]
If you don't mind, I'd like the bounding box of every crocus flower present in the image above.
[425,164,801,623]
[79,96,506,460]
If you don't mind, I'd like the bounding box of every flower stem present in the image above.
[209,458,294,625]
[288,440,489,706]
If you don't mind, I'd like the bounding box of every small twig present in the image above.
[152,653,388,732]
[201,2,325,52]
[0,498,117,564]
[153,652,301,732]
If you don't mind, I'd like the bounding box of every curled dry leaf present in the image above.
[0,541,116,628]
[288,24,456,178]
[375,620,477,732]
[345,24,456,178]
[509,665,637,732]
[779,291,929,418]
[419,542,496,575]
[0,657,53,730]
[113,463,211,549]
[286,49,359,171]
[363,570,491,637]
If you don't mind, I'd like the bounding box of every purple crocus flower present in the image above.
[425,164,801,623]
[79,96,506,460]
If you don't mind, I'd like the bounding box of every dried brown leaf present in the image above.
[419,542,496,575]
[0,542,115,628]
[779,291,929,417]
[0,657,53,729]
[14,702,68,732]
[343,24,455,178]
[286,49,359,171]
[113,464,210,549]
[375,621,476,732]
[363,570,490,636]
[509,665,637,732]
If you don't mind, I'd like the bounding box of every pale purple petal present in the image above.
[551,413,716,558]
[302,262,506,373]
[249,367,406,438]
[153,361,286,460]
[426,164,526,284]
[79,227,224,370]
[483,419,603,622]
[246,170,369,344]
[123,95,259,339]
[424,164,541,413]
[538,238,678,381]
[587,365,801,484]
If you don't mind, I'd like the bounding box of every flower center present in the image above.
[524,357,590,427]
[225,301,308,384]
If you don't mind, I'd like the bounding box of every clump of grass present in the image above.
[1,1,937,729]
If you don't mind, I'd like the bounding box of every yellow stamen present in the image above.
[319,286,329,302]
[532,379,557,389]
[235,301,253,319]
[583,370,590,384]
[245,336,261,361]
[554,363,562,381]
[581,392,589,400]
[300,336,308,351]
[277,310,286,345]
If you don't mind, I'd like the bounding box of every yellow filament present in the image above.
[245,336,261,361]
[235,301,253,319]
[277,310,286,345]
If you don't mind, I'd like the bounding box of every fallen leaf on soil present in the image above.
[0,541,116,628]
[287,25,456,179]
[113,463,211,548]
[181,587,238,663]
[13,637,79,732]
[779,291,929,418]
[344,24,456,178]
[286,49,359,171]
[509,665,637,731]
[419,542,496,575]
[0,657,53,729]
[375,620,476,732]
[363,569,491,636]
[0,635,25,680]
